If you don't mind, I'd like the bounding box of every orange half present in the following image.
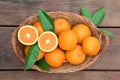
[18,25,39,45]
[38,31,58,52]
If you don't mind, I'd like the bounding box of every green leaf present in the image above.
[80,8,93,21]
[100,28,114,38]
[38,9,54,32]
[81,8,114,39]
[24,43,40,70]
[35,59,50,71]
[92,7,105,25]
[80,7,105,26]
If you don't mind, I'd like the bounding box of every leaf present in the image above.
[81,7,114,39]
[35,59,50,71]
[80,7,105,26]
[24,43,40,70]
[38,9,54,32]
[92,7,105,25]
[100,28,114,38]
[80,8,93,21]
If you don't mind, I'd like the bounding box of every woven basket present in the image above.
[11,11,109,73]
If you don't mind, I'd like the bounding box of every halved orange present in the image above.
[18,25,39,45]
[38,31,58,52]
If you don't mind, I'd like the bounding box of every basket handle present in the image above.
[98,30,109,53]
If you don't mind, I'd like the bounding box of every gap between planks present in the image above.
[1,69,120,72]
[0,25,120,28]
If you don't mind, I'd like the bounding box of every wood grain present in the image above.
[0,27,119,70]
[0,71,120,80]
[0,27,24,69]
[0,0,120,26]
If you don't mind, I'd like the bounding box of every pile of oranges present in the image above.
[18,18,101,68]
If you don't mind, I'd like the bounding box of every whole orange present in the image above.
[44,48,65,67]
[54,18,71,35]
[82,36,100,56]
[66,45,86,65]
[58,30,78,50]
[72,24,91,44]
[33,21,44,34]
[24,46,44,61]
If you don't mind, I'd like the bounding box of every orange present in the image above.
[44,48,65,67]
[82,36,100,56]
[54,18,71,35]
[38,31,58,52]
[66,45,86,65]
[24,46,44,61]
[33,21,44,34]
[18,25,39,45]
[58,30,78,50]
[72,24,91,44]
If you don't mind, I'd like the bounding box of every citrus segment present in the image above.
[38,31,58,52]
[82,36,100,56]
[24,46,44,61]
[33,21,44,34]
[58,30,78,50]
[66,45,86,65]
[18,25,39,45]
[45,48,65,67]
[54,18,71,35]
[72,24,91,44]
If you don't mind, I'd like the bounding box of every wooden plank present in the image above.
[0,0,120,26]
[0,27,119,70]
[0,27,24,69]
[0,71,120,80]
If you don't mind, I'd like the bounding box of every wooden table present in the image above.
[0,0,120,80]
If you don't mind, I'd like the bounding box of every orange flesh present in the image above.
[39,33,57,50]
[19,27,37,43]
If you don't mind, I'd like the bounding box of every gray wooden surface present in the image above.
[0,0,120,80]
[0,0,120,26]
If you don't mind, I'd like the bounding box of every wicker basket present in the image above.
[11,11,109,73]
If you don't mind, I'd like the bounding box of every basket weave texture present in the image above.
[11,11,109,73]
